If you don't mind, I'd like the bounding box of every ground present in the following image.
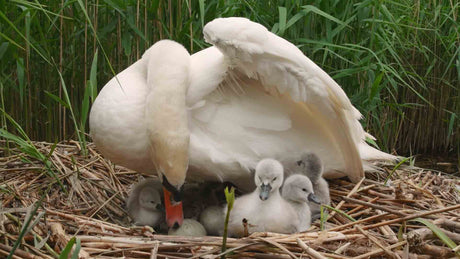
[0,141,459,258]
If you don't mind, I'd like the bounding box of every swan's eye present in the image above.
[297,160,302,166]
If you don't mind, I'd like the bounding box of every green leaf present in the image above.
[199,0,205,29]
[44,91,70,109]
[70,238,81,259]
[323,204,356,222]
[278,6,287,36]
[412,218,458,251]
[222,186,235,258]
[384,156,411,185]
[365,136,380,149]
[59,237,76,259]
[301,5,348,28]
[224,186,235,211]
[89,49,99,102]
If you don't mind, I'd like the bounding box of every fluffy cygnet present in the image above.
[226,158,299,237]
[126,178,163,227]
[168,219,207,236]
[282,174,319,232]
[200,206,224,236]
[297,152,331,220]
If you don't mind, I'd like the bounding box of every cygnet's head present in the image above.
[296,152,323,182]
[138,186,163,211]
[254,159,284,201]
[282,174,320,204]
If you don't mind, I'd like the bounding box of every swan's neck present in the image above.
[144,41,191,188]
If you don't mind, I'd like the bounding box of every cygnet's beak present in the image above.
[259,183,272,201]
[308,193,321,204]
[162,176,183,228]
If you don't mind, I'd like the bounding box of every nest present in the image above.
[0,141,459,259]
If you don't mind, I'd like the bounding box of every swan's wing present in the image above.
[203,17,366,182]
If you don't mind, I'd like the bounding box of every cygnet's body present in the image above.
[282,174,319,232]
[168,219,207,236]
[126,178,163,227]
[296,153,331,220]
[200,206,224,236]
[226,159,298,237]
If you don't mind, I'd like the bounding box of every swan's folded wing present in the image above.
[203,17,364,182]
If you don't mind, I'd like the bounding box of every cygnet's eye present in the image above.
[297,160,302,166]
[302,188,307,192]
[272,177,277,182]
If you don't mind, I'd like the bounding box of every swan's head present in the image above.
[296,152,323,182]
[138,186,163,212]
[282,174,320,204]
[143,39,191,229]
[254,159,284,201]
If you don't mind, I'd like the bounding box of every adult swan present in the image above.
[89,17,395,227]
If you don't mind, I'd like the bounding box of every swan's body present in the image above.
[282,174,318,232]
[90,17,396,226]
[226,159,298,237]
[295,153,331,220]
[126,178,163,227]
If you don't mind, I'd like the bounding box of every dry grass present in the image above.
[0,141,459,258]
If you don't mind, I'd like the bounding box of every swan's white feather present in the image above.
[90,17,397,190]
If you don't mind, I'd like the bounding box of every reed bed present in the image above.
[1,0,459,156]
[0,141,459,258]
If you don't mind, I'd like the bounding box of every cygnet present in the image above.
[296,152,331,220]
[168,219,207,236]
[200,205,224,236]
[282,174,320,232]
[225,158,298,237]
[126,178,163,227]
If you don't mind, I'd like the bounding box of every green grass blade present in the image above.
[384,156,411,185]
[323,204,356,222]
[89,49,99,102]
[277,6,287,36]
[301,5,348,28]
[412,218,458,252]
[221,187,235,258]
[59,237,76,259]
[70,238,81,259]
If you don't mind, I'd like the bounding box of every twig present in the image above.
[0,243,41,259]
[327,177,365,221]
[355,225,399,259]
[258,237,298,259]
[348,204,460,232]
[149,241,159,259]
[296,238,327,259]
[352,241,407,259]
[341,196,406,216]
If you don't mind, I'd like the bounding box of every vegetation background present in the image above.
[1,0,458,159]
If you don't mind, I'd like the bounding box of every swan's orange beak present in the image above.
[163,187,183,228]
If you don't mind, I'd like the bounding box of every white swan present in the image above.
[126,178,163,227]
[89,17,395,227]
[295,153,331,220]
[226,159,298,237]
[282,174,319,232]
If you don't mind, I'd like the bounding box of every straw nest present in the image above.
[0,141,459,259]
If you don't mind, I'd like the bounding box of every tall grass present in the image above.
[0,0,458,156]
